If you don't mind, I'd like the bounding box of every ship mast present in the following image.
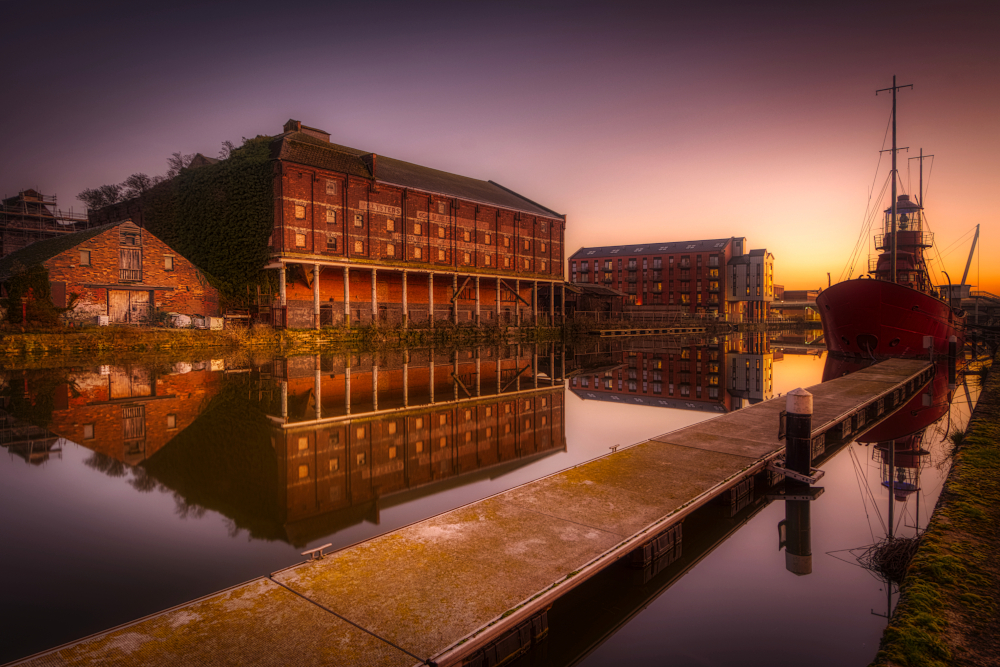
[877,76,912,284]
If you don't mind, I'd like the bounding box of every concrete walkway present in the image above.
[9,358,932,667]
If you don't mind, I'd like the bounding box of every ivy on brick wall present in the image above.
[2,263,61,325]
[138,136,276,306]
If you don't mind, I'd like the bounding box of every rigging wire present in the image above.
[843,176,891,281]
[848,445,880,542]
[840,108,894,283]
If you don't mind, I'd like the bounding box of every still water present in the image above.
[0,332,980,665]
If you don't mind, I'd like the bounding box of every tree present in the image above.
[121,172,165,199]
[166,152,195,179]
[77,183,124,210]
[219,140,237,160]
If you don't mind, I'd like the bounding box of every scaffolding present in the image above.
[0,188,96,258]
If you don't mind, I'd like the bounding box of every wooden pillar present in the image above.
[532,280,538,325]
[533,346,538,389]
[560,282,565,321]
[515,279,521,326]
[548,281,554,325]
[475,276,481,325]
[343,267,350,327]
[429,273,435,329]
[371,268,378,323]
[402,271,408,329]
[453,274,459,324]
[313,264,321,330]
[495,278,501,324]
[429,349,435,403]
[453,351,459,401]
[280,381,288,420]
[372,363,379,412]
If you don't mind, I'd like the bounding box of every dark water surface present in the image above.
[0,334,979,665]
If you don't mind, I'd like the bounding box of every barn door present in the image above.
[129,290,151,322]
[109,291,130,322]
[108,290,152,323]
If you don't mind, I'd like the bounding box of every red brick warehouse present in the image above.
[271,120,567,329]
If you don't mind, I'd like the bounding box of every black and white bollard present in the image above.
[783,388,813,575]
[785,388,813,477]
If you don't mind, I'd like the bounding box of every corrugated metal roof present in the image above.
[569,238,734,260]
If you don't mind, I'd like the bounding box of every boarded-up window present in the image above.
[326,209,336,223]
[50,281,67,308]
[294,205,306,219]
[354,240,363,254]
[386,243,395,257]
[164,255,174,271]
[325,180,337,195]
[119,248,142,282]
[295,233,306,247]
[414,247,422,259]
[79,250,91,266]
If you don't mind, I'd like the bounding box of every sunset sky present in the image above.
[3,0,998,292]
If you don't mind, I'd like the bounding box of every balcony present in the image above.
[874,231,934,250]
[679,260,691,269]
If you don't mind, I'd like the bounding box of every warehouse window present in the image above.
[414,222,422,235]
[386,243,395,257]
[79,249,91,266]
[414,246,423,259]
[164,255,174,271]
[294,205,306,219]
[354,240,363,254]
[327,236,337,251]
[386,219,395,232]
[326,209,336,223]
[325,180,337,195]
[354,214,364,228]
[295,233,306,247]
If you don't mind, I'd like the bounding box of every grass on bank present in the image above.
[871,355,1000,667]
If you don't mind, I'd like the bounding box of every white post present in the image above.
[279,265,287,306]
[313,264,321,330]
[402,271,408,329]
[343,267,350,327]
[429,273,435,328]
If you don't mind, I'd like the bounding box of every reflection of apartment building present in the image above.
[267,348,566,544]
[726,333,774,407]
[45,363,225,465]
[569,338,732,413]
[569,238,774,321]
[568,334,775,413]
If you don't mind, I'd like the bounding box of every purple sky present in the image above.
[4,0,999,290]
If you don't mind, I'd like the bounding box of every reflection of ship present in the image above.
[568,334,773,413]
[818,77,965,360]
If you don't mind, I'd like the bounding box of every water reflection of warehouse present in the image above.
[1,347,567,547]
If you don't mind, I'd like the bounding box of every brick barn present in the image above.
[0,220,219,324]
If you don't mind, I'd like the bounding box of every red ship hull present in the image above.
[817,279,964,359]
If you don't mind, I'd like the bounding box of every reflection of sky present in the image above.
[0,350,977,664]
[576,361,981,667]
[2,2,998,293]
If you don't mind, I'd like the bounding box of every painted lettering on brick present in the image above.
[357,201,401,216]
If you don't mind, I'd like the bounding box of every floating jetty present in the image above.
[8,358,934,667]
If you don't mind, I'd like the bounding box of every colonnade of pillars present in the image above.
[276,264,566,330]
[276,346,566,424]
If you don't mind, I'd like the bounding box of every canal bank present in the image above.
[0,324,564,364]
[871,352,1000,667]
